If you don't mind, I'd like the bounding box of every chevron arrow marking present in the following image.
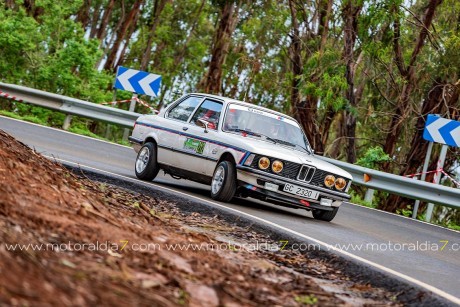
[425,117,447,143]
[114,66,161,97]
[138,73,161,97]
[450,126,460,147]
[116,68,137,93]
[423,115,460,147]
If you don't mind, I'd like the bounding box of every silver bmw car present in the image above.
[129,93,352,222]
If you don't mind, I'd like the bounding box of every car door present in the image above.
[176,99,224,175]
[156,95,204,167]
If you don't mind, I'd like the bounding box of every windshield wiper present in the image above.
[295,144,311,154]
[228,128,261,137]
[228,128,279,143]
[270,138,297,147]
[264,136,312,154]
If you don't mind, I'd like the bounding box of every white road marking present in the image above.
[346,202,460,234]
[48,156,460,305]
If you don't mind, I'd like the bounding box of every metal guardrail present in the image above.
[0,82,140,128]
[0,82,459,209]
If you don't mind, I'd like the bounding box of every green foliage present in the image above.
[356,147,392,170]
[67,126,104,140]
[0,1,113,101]
[396,205,413,217]
[350,191,376,208]
[446,223,460,231]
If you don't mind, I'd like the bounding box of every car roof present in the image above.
[188,93,297,122]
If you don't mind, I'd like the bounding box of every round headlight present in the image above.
[258,157,270,170]
[335,177,346,190]
[271,160,284,173]
[324,175,335,188]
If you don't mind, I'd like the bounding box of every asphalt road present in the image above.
[1,116,459,301]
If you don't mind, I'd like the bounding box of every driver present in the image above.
[199,109,219,130]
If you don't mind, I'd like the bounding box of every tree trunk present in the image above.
[89,0,103,39]
[96,0,116,41]
[383,0,443,168]
[104,0,143,72]
[199,1,239,94]
[115,10,141,68]
[172,0,206,68]
[76,0,92,28]
[139,0,170,70]
[342,0,362,163]
[318,0,332,54]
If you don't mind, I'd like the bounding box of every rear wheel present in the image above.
[312,207,339,222]
[135,142,160,181]
[211,161,236,202]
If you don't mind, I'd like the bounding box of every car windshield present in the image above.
[223,103,313,154]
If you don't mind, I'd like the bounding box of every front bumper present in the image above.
[236,166,350,210]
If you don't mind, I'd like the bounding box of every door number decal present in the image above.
[183,138,206,154]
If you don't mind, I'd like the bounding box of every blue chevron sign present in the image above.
[423,115,460,147]
[114,66,161,97]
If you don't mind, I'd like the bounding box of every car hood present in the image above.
[230,135,353,180]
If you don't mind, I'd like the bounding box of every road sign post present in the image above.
[412,141,433,219]
[425,144,448,222]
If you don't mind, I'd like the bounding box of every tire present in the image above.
[135,142,160,181]
[210,161,237,202]
[312,206,339,222]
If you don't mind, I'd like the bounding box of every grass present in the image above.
[68,126,106,140]
[0,110,50,126]
[350,191,376,208]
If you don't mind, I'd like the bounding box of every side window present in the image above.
[190,100,223,130]
[167,96,202,122]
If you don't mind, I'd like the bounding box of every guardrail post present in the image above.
[364,188,374,203]
[62,115,72,130]
[123,94,137,141]
[412,142,433,219]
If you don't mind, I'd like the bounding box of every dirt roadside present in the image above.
[0,129,407,306]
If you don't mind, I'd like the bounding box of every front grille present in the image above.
[250,154,300,179]
[297,165,316,183]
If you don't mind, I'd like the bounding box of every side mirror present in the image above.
[196,119,209,133]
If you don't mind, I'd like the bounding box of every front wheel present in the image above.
[312,207,339,222]
[135,142,160,181]
[210,161,237,202]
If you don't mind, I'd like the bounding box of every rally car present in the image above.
[129,93,352,221]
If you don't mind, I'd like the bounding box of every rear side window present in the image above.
[190,100,223,130]
[167,96,202,121]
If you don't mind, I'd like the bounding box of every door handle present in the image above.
[182,127,188,131]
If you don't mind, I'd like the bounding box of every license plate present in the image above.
[264,182,279,192]
[283,183,319,200]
